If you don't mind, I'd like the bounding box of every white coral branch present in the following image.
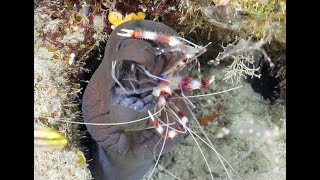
[209,39,270,85]
[223,54,261,85]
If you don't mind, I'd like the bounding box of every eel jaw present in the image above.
[110,60,157,131]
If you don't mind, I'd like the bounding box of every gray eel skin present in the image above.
[82,20,190,180]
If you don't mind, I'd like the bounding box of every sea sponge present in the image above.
[108,11,146,28]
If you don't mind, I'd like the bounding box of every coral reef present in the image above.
[34,41,81,145]
[34,0,285,179]
[177,0,286,43]
[34,38,92,179]
[34,150,92,180]
[34,1,95,179]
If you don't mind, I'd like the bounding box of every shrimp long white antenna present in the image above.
[137,121,176,131]
[164,53,207,78]
[186,126,243,180]
[155,108,188,134]
[147,109,170,180]
[165,105,214,180]
[184,120,214,180]
[180,41,212,62]
[158,164,182,180]
[173,90,195,109]
[112,61,128,94]
[184,100,242,180]
[137,64,170,82]
[147,136,167,180]
[184,100,231,179]
[176,36,212,50]
[54,107,164,126]
[169,86,242,99]
[148,111,182,180]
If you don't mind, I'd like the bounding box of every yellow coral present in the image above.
[136,12,146,19]
[108,11,123,24]
[108,11,146,28]
[123,13,136,21]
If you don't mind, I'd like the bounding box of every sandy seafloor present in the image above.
[142,66,286,180]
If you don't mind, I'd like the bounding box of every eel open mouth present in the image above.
[109,60,157,131]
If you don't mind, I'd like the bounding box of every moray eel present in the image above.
[82,20,189,180]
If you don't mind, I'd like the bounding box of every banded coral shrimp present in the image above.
[55,21,243,179]
[114,28,245,179]
[55,20,285,180]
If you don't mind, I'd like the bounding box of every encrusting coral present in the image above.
[177,0,286,43]
[108,11,146,29]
